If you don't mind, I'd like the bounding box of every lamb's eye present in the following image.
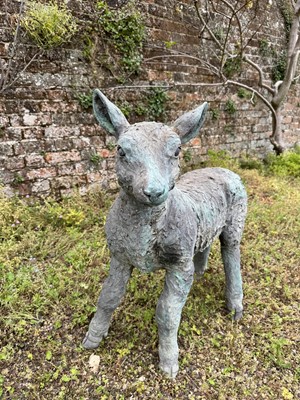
[117,146,126,157]
[174,146,181,157]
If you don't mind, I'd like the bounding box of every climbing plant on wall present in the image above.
[98,1,145,73]
[95,0,145,80]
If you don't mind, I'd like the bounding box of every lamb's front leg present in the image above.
[83,257,132,349]
[156,262,194,379]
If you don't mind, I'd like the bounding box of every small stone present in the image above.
[88,354,100,373]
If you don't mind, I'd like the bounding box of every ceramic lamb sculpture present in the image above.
[83,89,247,378]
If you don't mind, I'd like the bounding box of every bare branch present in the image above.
[103,82,227,91]
[0,51,42,94]
[218,0,254,52]
[293,74,300,81]
[226,79,277,119]
[145,41,231,79]
[0,0,26,92]
[287,5,300,57]
[210,0,230,20]
[144,53,203,64]
[242,0,262,36]
[243,55,275,94]
[242,20,265,52]
[194,0,227,52]
[218,2,237,67]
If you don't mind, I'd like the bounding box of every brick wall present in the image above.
[0,0,299,198]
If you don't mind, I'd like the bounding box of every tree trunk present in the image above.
[270,104,286,155]
[270,1,300,154]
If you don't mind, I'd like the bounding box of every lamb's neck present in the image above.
[118,189,168,221]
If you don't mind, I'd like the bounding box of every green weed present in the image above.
[183,149,193,163]
[239,156,264,171]
[237,88,252,100]
[89,152,103,165]
[204,150,239,171]
[12,173,25,185]
[21,0,77,50]
[211,108,220,121]
[77,92,93,109]
[224,99,237,115]
[264,146,300,177]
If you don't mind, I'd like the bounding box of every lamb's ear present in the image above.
[93,89,129,138]
[172,102,209,144]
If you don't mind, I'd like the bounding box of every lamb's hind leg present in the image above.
[194,245,211,278]
[83,257,132,349]
[220,232,243,321]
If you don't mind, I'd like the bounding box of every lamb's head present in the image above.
[93,89,208,206]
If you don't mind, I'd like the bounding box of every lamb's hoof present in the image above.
[227,309,243,321]
[194,271,205,281]
[159,363,179,379]
[82,331,106,349]
[234,310,243,321]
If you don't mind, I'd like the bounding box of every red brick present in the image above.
[44,151,81,164]
[27,167,57,180]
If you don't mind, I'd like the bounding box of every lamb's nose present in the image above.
[143,188,164,201]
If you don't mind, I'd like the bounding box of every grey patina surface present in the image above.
[82,89,247,378]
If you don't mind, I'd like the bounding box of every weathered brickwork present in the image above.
[0,0,299,198]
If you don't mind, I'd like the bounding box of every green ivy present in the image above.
[277,0,294,37]
[258,36,287,83]
[111,87,169,122]
[21,1,77,50]
[224,99,237,115]
[223,56,242,78]
[258,39,276,58]
[272,51,287,82]
[97,0,145,74]
[117,101,133,118]
[147,87,169,121]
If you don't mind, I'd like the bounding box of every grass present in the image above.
[0,153,299,399]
